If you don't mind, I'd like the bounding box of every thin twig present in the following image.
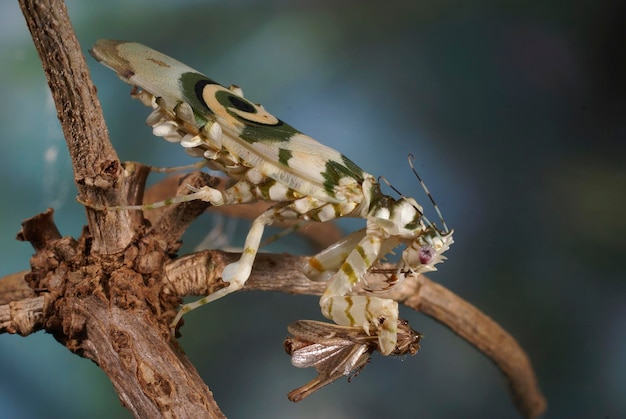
[163,250,547,418]
[2,244,546,418]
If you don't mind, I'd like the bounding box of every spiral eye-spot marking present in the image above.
[198,81,280,127]
[228,95,255,113]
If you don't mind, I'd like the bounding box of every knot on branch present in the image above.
[14,208,178,342]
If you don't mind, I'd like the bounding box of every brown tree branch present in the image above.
[402,279,547,418]
[0,271,34,305]
[0,294,45,336]
[16,0,225,417]
[19,0,133,255]
[163,251,547,418]
[3,247,547,418]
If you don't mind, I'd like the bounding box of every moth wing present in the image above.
[290,343,353,369]
[287,341,371,402]
[287,319,355,339]
[287,344,369,403]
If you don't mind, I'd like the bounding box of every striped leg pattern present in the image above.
[318,227,399,355]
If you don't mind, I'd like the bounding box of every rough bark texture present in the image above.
[15,0,224,417]
[1,1,546,418]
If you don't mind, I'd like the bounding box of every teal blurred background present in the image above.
[1,1,624,417]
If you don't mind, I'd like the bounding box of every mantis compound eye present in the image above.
[401,229,453,273]
[402,242,433,271]
[418,245,435,265]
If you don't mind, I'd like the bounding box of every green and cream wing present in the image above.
[90,40,366,203]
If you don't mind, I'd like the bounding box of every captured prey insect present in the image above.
[284,319,422,402]
[89,40,454,354]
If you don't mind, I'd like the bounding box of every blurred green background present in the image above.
[1,1,624,417]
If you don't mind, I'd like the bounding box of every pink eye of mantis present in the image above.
[418,245,435,265]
